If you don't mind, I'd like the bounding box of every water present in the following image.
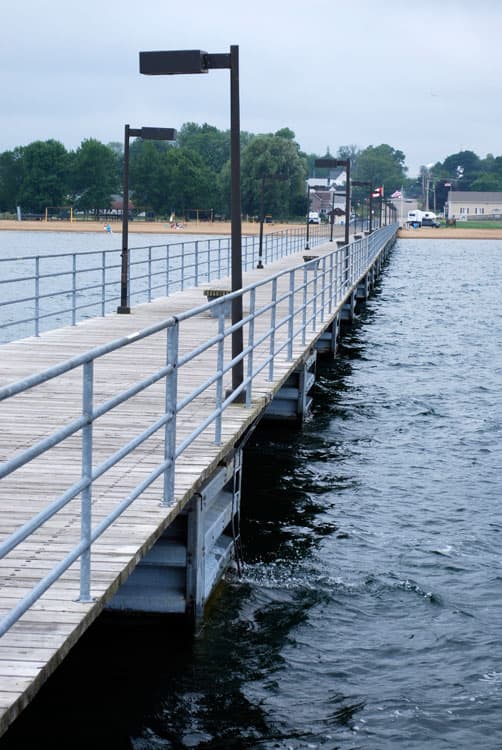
[0,229,206,258]
[0,230,220,342]
[2,238,502,749]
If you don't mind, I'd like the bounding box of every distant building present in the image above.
[111,195,135,214]
[306,173,346,222]
[445,191,502,220]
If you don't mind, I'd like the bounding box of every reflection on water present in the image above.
[1,239,502,749]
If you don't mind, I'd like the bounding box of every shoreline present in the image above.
[397,227,502,239]
[0,219,300,236]
[2,220,501,240]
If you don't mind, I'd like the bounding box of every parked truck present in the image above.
[407,210,440,227]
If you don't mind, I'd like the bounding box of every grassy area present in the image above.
[448,220,502,229]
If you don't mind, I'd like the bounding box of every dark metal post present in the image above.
[369,190,373,232]
[257,176,265,268]
[305,184,310,249]
[118,124,131,314]
[344,159,351,246]
[329,191,335,242]
[230,45,244,394]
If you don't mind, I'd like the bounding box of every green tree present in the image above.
[440,150,481,188]
[469,174,502,191]
[176,123,230,173]
[164,148,214,217]
[0,149,23,211]
[353,144,407,192]
[239,133,307,220]
[71,139,120,212]
[16,140,70,212]
[129,140,168,213]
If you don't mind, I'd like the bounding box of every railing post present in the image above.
[215,310,225,444]
[246,288,256,407]
[320,257,326,324]
[101,251,106,316]
[163,323,179,506]
[35,256,40,337]
[302,265,308,345]
[328,251,334,315]
[312,266,318,331]
[181,243,185,291]
[72,254,77,326]
[268,277,277,381]
[166,244,170,296]
[287,270,295,360]
[217,238,222,279]
[194,240,199,287]
[148,247,153,302]
[79,359,94,602]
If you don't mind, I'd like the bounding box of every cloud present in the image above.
[1,0,501,175]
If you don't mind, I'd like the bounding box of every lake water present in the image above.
[0,229,207,258]
[0,230,220,342]
[1,237,502,749]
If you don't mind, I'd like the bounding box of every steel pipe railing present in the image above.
[0,225,334,343]
[0,225,397,636]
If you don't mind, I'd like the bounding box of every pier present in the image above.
[0,224,396,737]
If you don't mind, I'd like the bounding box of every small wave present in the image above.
[430,545,454,556]
[480,671,502,683]
[396,578,442,604]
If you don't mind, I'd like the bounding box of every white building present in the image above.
[445,191,502,220]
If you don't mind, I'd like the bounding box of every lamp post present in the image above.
[330,191,335,242]
[352,181,373,232]
[314,158,351,245]
[117,125,176,314]
[305,183,312,249]
[257,173,287,269]
[139,46,244,394]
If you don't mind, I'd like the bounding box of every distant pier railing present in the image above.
[0,223,333,343]
[0,225,396,637]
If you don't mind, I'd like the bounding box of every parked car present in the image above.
[421,217,440,227]
[308,211,320,224]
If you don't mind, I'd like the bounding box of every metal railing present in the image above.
[0,224,333,343]
[0,225,397,635]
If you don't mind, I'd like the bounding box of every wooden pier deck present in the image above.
[0,231,394,737]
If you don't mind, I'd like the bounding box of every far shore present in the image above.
[0,219,301,236]
[2,219,502,240]
[397,227,502,239]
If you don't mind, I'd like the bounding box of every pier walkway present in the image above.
[0,225,397,737]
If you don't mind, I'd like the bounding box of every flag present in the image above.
[372,186,383,198]
[390,190,402,199]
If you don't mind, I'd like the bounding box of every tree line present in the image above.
[1,123,497,220]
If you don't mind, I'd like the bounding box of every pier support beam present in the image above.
[341,290,357,323]
[315,314,341,356]
[106,449,243,622]
[264,350,317,421]
[356,272,370,303]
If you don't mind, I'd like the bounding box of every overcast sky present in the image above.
[1,0,501,177]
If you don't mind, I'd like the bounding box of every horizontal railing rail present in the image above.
[0,224,334,343]
[0,224,397,636]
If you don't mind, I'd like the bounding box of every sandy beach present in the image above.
[397,227,502,239]
[1,219,501,240]
[0,219,300,236]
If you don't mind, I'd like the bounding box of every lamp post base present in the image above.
[117,306,131,314]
